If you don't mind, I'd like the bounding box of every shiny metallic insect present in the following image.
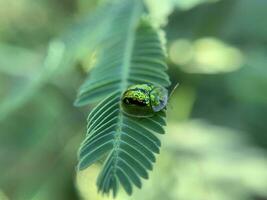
[121,83,169,117]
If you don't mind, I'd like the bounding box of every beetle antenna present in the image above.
[169,82,180,99]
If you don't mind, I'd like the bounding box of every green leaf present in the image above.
[61,0,142,71]
[76,0,170,196]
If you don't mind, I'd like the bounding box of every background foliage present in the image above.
[0,0,267,200]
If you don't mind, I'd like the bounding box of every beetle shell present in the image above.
[121,84,168,117]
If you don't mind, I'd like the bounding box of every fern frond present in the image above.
[74,1,170,105]
[78,92,166,196]
[62,0,140,68]
[76,0,170,196]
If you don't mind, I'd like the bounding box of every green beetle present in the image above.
[121,83,169,117]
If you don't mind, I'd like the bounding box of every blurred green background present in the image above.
[0,0,267,200]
